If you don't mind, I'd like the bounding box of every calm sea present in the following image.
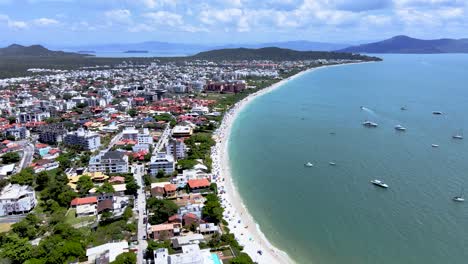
[229,54,468,264]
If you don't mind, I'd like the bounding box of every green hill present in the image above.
[191,47,380,61]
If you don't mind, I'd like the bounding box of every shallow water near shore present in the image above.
[228,54,468,264]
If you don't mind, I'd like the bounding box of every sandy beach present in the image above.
[210,62,366,264]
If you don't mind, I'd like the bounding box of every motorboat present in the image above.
[400,106,407,111]
[329,162,337,166]
[395,125,406,131]
[432,111,443,115]
[362,121,378,127]
[453,188,465,202]
[370,179,389,188]
[305,162,314,167]
[431,144,439,148]
[452,130,463,140]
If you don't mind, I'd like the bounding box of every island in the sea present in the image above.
[124,50,149,53]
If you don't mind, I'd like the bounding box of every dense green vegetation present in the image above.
[1,152,21,164]
[146,197,178,225]
[183,133,215,171]
[111,252,137,264]
[202,193,224,224]
[192,47,382,61]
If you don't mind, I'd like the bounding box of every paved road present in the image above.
[153,124,171,155]
[133,164,148,264]
[106,132,123,151]
[19,142,34,170]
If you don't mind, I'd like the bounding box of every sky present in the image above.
[0,0,467,46]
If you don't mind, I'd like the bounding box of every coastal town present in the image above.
[0,57,369,264]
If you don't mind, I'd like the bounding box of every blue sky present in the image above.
[0,0,467,45]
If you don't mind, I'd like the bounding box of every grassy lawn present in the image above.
[65,209,96,226]
[0,223,12,233]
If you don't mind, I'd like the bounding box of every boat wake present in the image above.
[361,106,377,116]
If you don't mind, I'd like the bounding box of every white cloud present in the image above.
[0,14,28,29]
[34,18,59,26]
[144,11,183,27]
[104,9,132,25]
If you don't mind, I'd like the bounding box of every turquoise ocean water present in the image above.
[228,54,468,264]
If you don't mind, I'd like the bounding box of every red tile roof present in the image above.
[187,179,210,189]
[70,196,98,206]
[164,184,177,192]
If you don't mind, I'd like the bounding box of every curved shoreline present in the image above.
[211,62,368,264]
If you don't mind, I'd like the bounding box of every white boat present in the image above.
[431,144,439,148]
[305,162,314,167]
[329,162,336,166]
[453,188,465,202]
[371,179,389,188]
[362,121,378,127]
[452,129,463,140]
[395,125,406,131]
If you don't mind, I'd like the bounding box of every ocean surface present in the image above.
[228,54,468,264]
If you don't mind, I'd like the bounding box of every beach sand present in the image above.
[210,62,368,264]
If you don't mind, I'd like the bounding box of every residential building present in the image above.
[70,196,98,217]
[187,178,211,193]
[171,234,205,249]
[122,127,153,144]
[38,125,67,144]
[178,203,204,219]
[154,244,220,264]
[86,241,129,263]
[150,152,175,175]
[16,110,50,124]
[89,151,129,174]
[5,125,28,140]
[0,184,37,216]
[167,139,187,160]
[172,125,193,138]
[150,223,182,240]
[64,127,101,151]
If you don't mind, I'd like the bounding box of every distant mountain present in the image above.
[0,44,86,57]
[190,47,381,61]
[61,40,349,55]
[216,41,349,52]
[338,35,468,54]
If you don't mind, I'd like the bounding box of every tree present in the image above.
[146,198,178,225]
[35,171,50,191]
[125,180,139,196]
[96,182,115,194]
[7,115,16,124]
[9,168,35,186]
[0,178,9,192]
[202,194,224,224]
[1,151,21,164]
[156,169,165,179]
[0,234,33,264]
[127,109,137,117]
[177,159,197,170]
[11,213,41,239]
[230,253,254,264]
[111,252,136,264]
[76,175,94,196]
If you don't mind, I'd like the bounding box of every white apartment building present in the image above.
[167,139,188,159]
[0,184,37,216]
[122,127,153,144]
[64,127,101,151]
[89,151,129,174]
[150,152,175,175]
